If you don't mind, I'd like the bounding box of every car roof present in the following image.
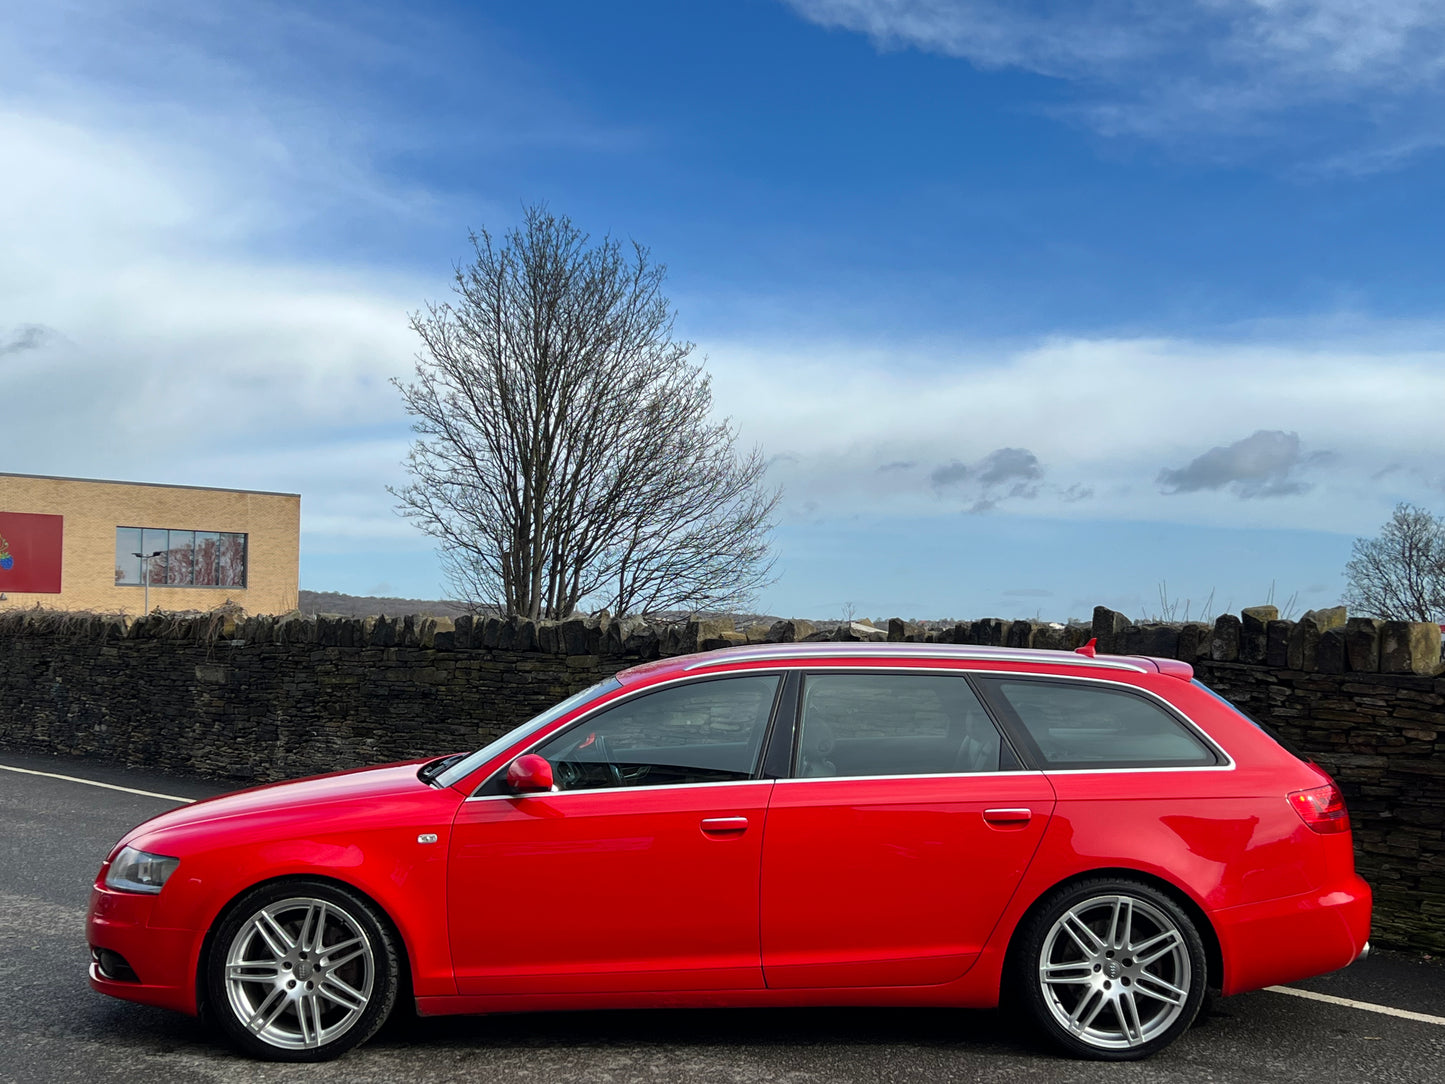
[615,641,1192,684]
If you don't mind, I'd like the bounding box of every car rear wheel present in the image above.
[1015,879,1206,1060]
[206,879,400,1061]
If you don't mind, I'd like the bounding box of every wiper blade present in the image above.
[417,753,468,786]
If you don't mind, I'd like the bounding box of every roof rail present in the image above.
[679,642,1149,674]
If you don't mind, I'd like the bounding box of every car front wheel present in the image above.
[1016,879,1206,1060]
[205,879,400,1061]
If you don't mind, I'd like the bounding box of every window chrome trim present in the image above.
[460,660,1232,795]
[682,643,1150,674]
[463,777,776,802]
[771,769,1048,785]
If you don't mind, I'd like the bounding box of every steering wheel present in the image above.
[592,733,624,787]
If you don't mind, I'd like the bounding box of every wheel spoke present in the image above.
[1136,929,1183,967]
[1118,989,1145,1045]
[324,944,367,970]
[255,910,295,956]
[320,934,363,962]
[226,962,280,982]
[318,973,368,1012]
[1135,970,1188,1005]
[298,901,326,953]
[1069,988,1108,1032]
[245,986,288,1033]
[1108,897,1134,949]
[297,992,317,1047]
[1062,910,1105,956]
[1041,962,1094,985]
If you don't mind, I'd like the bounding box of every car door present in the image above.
[448,672,783,995]
[760,668,1056,989]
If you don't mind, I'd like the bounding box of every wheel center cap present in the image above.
[1106,960,1121,979]
[297,960,315,981]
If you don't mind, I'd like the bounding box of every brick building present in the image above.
[0,473,300,615]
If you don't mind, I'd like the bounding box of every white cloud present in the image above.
[785,1,1445,165]
[704,328,1445,533]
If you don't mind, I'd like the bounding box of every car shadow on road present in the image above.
[372,1004,1037,1056]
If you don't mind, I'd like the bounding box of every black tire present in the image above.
[1013,878,1207,1061]
[205,879,400,1062]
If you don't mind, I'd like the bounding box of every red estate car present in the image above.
[87,642,1371,1062]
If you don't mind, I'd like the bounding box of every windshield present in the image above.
[433,677,623,788]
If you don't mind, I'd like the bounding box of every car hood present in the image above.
[119,759,439,846]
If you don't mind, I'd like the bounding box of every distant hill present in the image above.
[298,590,477,619]
[296,590,789,627]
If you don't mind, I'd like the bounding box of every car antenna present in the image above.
[1075,638,1098,658]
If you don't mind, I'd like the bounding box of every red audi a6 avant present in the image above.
[88,642,1371,1062]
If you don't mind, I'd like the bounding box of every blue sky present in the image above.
[4,0,1445,620]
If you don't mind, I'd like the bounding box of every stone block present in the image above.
[974,618,1007,646]
[559,616,592,655]
[1302,605,1347,631]
[1240,606,1276,664]
[1380,621,1443,676]
[513,619,539,652]
[1137,623,1181,659]
[1177,623,1210,661]
[1211,614,1241,662]
[1266,620,1293,668]
[1345,618,1381,673]
[1317,628,1347,674]
[1031,624,1069,651]
[766,619,814,643]
[452,614,473,649]
[368,615,397,648]
[1287,617,1321,671]
[431,617,456,651]
[1091,607,1131,655]
[1007,620,1035,649]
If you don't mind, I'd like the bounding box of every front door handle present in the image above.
[700,816,749,836]
[983,808,1032,828]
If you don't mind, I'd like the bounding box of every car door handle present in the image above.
[700,817,749,836]
[983,808,1032,827]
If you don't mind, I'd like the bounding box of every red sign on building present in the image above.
[0,512,64,593]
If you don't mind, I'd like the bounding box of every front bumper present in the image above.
[1213,874,1372,995]
[87,885,202,1015]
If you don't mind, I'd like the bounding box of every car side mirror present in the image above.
[505,753,554,794]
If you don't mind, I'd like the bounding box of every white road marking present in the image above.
[0,762,195,803]
[1267,985,1445,1026]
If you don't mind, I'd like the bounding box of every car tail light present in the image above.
[1288,783,1351,834]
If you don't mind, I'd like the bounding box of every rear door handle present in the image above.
[700,816,749,836]
[983,808,1032,827]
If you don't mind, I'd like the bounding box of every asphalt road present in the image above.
[2,748,1443,1084]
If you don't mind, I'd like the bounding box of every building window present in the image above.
[115,527,247,588]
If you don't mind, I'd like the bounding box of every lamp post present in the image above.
[133,550,163,614]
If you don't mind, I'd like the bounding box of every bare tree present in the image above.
[392,206,779,620]
[1343,503,1445,623]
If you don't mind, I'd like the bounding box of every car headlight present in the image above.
[104,846,180,894]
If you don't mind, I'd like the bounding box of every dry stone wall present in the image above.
[0,603,1441,950]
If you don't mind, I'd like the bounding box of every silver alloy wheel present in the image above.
[1036,893,1192,1051]
[223,895,376,1051]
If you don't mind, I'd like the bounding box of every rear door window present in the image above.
[795,671,1014,777]
[974,677,1220,769]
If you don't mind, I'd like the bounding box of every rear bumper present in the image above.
[86,885,201,1015]
[1214,874,1372,995]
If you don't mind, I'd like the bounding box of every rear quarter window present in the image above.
[975,677,1220,770]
